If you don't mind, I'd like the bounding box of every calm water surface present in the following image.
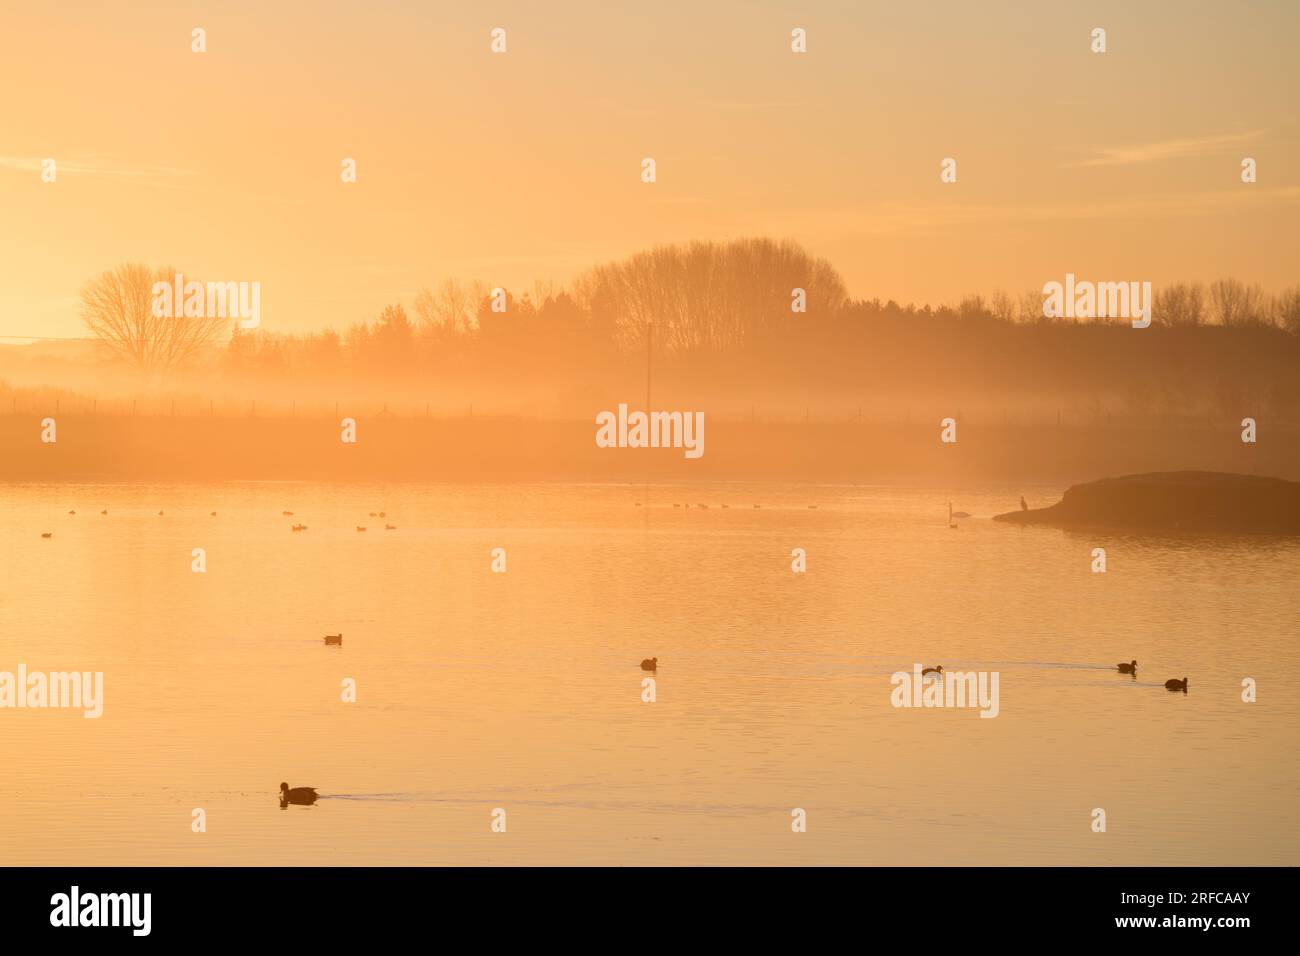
[1,481,1296,865]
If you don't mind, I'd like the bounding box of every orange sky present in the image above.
[1,0,1297,339]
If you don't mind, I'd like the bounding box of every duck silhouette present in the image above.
[41,532,52,539]
[385,523,396,530]
[100,509,108,515]
[1117,660,1137,674]
[922,665,943,676]
[279,782,318,806]
[640,657,658,671]
[1165,677,1188,693]
[356,526,366,532]
[324,634,342,646]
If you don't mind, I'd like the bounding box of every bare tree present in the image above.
[1155,282,1205,326]
[1017,289,1044,324]
[414,279,483,336]
[578,238,848,354]
[990,289,1016,323]
[1271,285,1300,334]
[80,263,228,375]
[1208,278,1268,327]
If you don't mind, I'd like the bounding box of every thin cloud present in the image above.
[1070,130,1261,167]
[0,155,194,179]
[784,186,1300,239]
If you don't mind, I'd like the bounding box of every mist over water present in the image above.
[2,481,1295,865]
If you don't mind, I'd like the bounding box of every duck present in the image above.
[100,509,108,515]
[1165,677,1188,693]
[210,511,217,517]
[369,512,378,517]
[158,510,164,516]
[291,524,307,531]
[379,512,386,518]
[385,523,397,530]
[356,526,366,532]
[282,511,294,516]
[68,510,76,515]
[279,782,318,805]
[324,634,342,646]
[1117,660,1137,674]
[640,657,658,671]
[922,665,943,676]
[672,503,680,508]
[41,532,52,539]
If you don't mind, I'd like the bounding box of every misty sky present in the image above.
[1,0,1296,339]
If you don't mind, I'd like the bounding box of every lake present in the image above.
[1,480,1296,865]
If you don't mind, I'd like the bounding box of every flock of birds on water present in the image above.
[38,507,402,538]
[38,497,1194,810]
[921,662,1188,693]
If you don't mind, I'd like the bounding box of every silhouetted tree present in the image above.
[80,263,227,376]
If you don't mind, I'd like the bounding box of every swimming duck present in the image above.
[158,510,164,516]
[210,511,217,516]
[282,511,294,516]
[324,634,342,646]
[1165,677,1188,693]
[279,782,318,805]
[640,657,658,671]
[100,509,107,515]
[41,532,52,538]
[1117,660,1137,674]
[922,665,943,676]
[385,524,396,530]
[356,526,366,532]
[68,510,76,515]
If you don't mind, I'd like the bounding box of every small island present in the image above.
[994,471,1300,534]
